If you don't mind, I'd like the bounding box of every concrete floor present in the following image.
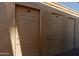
[57,48,79,56]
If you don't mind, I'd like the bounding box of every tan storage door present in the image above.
[15,5,40,56]
[62,17,75,53]
[67,18,75,51]
[48,13,63,55]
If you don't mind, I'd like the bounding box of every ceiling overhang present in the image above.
[41,2,79,18]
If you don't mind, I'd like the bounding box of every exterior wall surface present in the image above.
[0,2,79,56]
[0,3,15,56]
[75,19,79,48]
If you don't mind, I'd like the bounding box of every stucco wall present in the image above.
[0,2,79,56]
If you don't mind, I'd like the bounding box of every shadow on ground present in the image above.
[57,48,79,56]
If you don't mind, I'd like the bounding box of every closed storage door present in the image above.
[15,5,40,56]
[67,18,75,51]
[48,13,63,55]
[62,17,75,53]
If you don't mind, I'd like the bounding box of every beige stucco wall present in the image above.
[0,2,79,56]
[0,3,15,56]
